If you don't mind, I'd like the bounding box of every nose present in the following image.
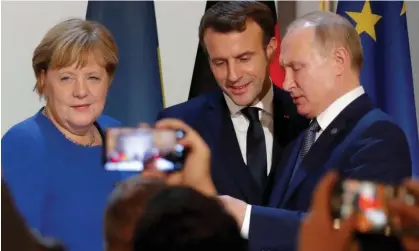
[227,62,242,83]
[282,68,295,92]
[73,79,88,99]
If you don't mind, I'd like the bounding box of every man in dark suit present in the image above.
[157,1,308,206]
[219,11,412,251]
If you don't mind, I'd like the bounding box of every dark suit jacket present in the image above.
[156,86,308,205]
[248,94,412,251]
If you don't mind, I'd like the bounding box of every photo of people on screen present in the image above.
[105,128,185,172]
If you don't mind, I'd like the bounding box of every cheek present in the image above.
[91,83,109,99]
[248,57,268,78]
[211,66,228,85]
[48,85,72,103]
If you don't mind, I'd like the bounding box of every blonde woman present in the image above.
[2,18,136,251]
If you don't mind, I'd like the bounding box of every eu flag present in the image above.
[337,1,419,176]
[86,1,164,126]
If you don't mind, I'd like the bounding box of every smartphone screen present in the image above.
[104,128,186,172]
[331,179,396,234]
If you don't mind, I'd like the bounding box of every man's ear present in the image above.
[333,46,350,76]
[266,37,277,62]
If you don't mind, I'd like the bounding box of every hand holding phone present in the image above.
[330,179,416,236]
[104,127,186,172]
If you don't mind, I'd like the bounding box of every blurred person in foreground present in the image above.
[298,173,419,251]
[104,176,168,251]
[218,10,412,251]
[132,186,247,251]
[390,180,419,251]
[133,119,246,251]
[1,18,137,251]
[2,178,65,251]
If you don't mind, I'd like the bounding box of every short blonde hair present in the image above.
[32,18,118,96]
[287,11,363,73]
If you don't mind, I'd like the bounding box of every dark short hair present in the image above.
[198,1,275,52]
[132,186,246,251]
[104,176,167,251]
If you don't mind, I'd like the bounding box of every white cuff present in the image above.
[240,204,252,239]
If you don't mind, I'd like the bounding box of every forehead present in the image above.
[203,20,264,58]
[55,53,105,72]
[280,27,316,63]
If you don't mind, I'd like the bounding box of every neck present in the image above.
[313,76,360,118]
[43,107,96,146]
[253,78,271,106]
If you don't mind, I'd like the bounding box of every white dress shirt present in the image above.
[240,86,365,239]
[223,85,274,174]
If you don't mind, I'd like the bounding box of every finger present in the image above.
[165,172,183,186]
[312,171,339,215]
[405,180,419,199]
[401,237,419,251]
[337,213,357,243]
[390,201,419,226]
[137,123,151,129]
[178,135,209,154]
[155,118,193,133]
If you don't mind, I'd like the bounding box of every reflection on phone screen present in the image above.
[104,128,185,172]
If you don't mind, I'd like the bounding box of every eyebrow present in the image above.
[211,51,255,62]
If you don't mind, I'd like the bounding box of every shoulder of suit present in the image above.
[160,91,221,116]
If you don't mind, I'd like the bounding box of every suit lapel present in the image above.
[197,91,261,204]
[281,120,348,206]
[280,94,374,206]
[265,87,309,205]
[268,134,303,207]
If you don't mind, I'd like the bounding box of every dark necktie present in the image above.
[290,119,320,181]
[242,107,267,188]
[297,119,320,164]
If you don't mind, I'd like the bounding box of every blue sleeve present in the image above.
[1,127,47,233]
[249,206,306,251]
[344,121,412,184]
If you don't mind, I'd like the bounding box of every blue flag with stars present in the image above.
[337,0,419,177]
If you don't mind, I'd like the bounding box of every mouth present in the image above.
[228,82,251,95]
[71,104,90,111]
[291,96,303,104]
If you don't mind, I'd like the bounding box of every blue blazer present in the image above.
[156,86,309,205]
[248,94,412,251]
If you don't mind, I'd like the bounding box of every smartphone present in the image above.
[103,127,186,172]
[331,179,416,235]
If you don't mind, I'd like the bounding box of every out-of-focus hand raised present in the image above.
[142,118,216,197]
[389,180,419,251]
[298,172,357,251]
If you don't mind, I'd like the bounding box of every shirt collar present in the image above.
[223,81,274,116]
[316,86,365,131]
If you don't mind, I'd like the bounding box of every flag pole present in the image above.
[320,0,331,11]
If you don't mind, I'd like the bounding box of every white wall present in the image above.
[2,1,419,135]
[1,1,88,134]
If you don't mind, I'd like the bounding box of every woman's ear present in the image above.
[38,70,47,98]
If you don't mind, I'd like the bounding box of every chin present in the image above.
[297,106,311,118]
[69,116,97,128]
[231,94,257,107]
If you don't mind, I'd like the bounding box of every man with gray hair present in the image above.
[219,10,412,251]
